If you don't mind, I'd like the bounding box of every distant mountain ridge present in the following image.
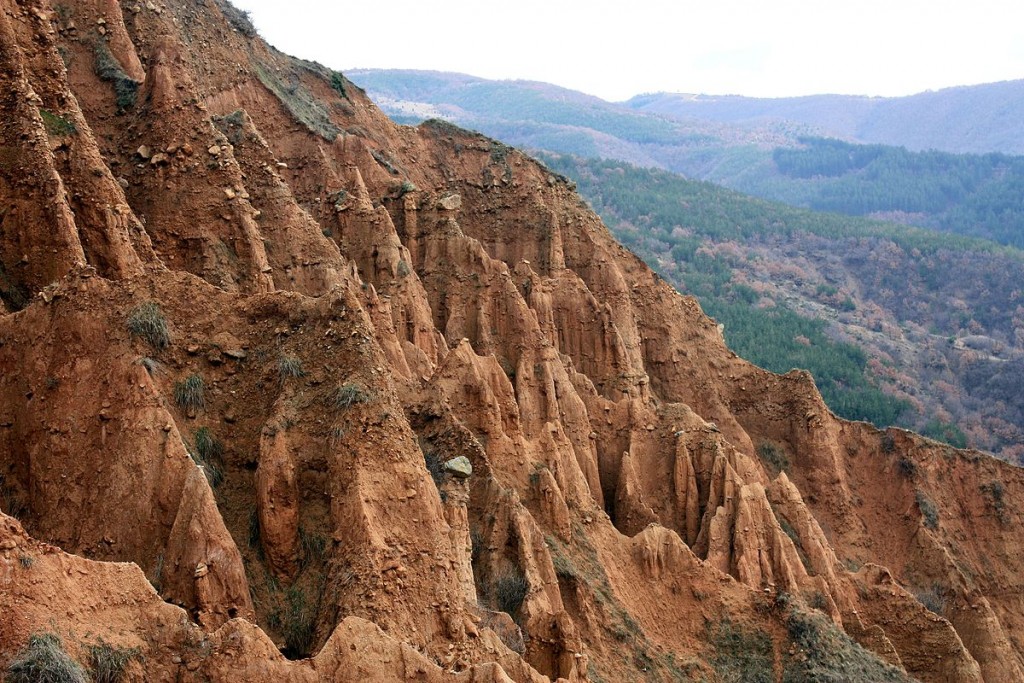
[352,69,1024,157]
[626,80,1024,155]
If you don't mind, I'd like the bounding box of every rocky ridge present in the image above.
[0,1,1022,681]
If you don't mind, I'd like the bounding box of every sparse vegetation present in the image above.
[0,260,29,311]
[881,433,896,453]
[547,537,579,580]
[191,427,224,487]
[709,619,773,683]
[0,474,27,519]
[494,568,529,618]
[330,71,348,99]
[18,554,34,569]
[150,554,164,593]
[421,447,445,488]
[370,149,399,175]
[331,382,371,410]
[470,529,484,564]
[282,584,316,657]
[981,480,1007,523]
[897,456,917,478]
[127,302,171,350]
[93,41,139,112]
[916,490,939,530]
[395,180,417,198]
[6,632,87,683]
[914,585,946,614]
[278,355,305,382]
[88,641,141,683]
[40,109,76,137]
[248,507,263,557]
[396,259,411,278]
[254,61,339,141]
[756,441,789,473]
[174,374,205,412]
[139,357,160,375]
[217,0,257,36]
[782,600,911,682]
[299,526,327,568]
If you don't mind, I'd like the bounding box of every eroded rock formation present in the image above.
[0,1,1022,681]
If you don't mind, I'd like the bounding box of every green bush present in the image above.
[783,604,910,682]
[710,619,773,683]
[916,490,939,530]
[914,585,945,615]
[93,42,139,112]
[283,585,316,657]
[981,480,1007,522]
[330,71,348,99]
[278,356,305,382]
[174,374,205,412]
[495,569,529,617]
[127,302,171,350]
[396,180,417,197]
[88,641,141,683]
[192,427,224,487]
[6,632,87,683]
[331,382,372,409]
[756,441,789,473]
[921,419,968,448]
[40,109,76,137]
[217,0,257,36]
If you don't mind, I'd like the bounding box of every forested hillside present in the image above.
[754,137,1024,247]
[539,153,1024,460]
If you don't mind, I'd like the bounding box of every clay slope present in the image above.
[0,1,1021,682]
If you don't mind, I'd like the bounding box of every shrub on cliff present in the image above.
[495,569,529,619]
[127,302,171,350]
[93,42,139,112]
[191,427,224,487]
[783,602,911,682]
[331,382,372,410]
[6,632,87,683]
[174,374,205,412]
[88,641,141,683]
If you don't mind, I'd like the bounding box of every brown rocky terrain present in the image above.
[0,1,1023,681]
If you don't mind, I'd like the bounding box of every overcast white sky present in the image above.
[230,0,1024,101]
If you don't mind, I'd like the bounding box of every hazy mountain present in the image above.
[347,68,808,168]
[626,80,1024,155]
